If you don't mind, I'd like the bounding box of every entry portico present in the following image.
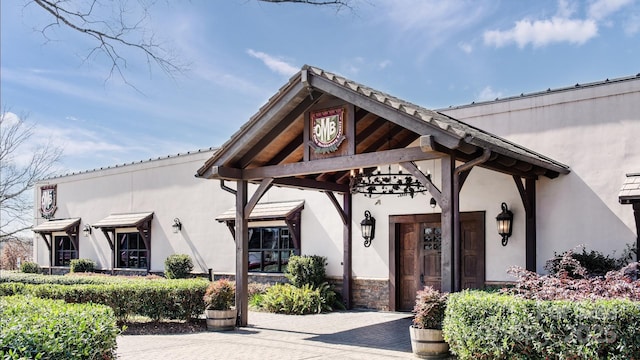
[197,65,569,326]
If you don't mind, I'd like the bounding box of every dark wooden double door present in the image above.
[394,212,485,311]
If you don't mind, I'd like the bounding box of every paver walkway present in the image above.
[117,310,417,359]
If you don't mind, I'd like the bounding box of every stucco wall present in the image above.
[33,77,640,285]
[441,78,640,274]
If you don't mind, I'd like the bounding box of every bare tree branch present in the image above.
[29,0,187,88]
[0,108,63,243]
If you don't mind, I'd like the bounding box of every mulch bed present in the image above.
[121,318,207,335]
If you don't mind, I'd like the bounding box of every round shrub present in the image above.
[70,258,96,273]
[20,261,40,274]
[412,286,447,330]
[203,278,235,310]
[164,254,193,279]
[285,255,326,288]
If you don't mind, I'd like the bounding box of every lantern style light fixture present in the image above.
[496,202,513,246]
[82,224,92,237]
[360,210,376,247]
[429,197,437,208]
[172,218,182,233]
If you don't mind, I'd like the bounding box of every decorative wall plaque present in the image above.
[310,107,345,154]
[40,184,57,219]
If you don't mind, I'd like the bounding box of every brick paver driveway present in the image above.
[117,310,415,359]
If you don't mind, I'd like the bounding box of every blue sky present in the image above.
[2,0,639,173]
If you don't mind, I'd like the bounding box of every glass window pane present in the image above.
[249,251,261,272]
[249,229,261,249]
[262,228,277,249]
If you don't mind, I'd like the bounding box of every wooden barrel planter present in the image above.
[205,308,237,331]
[409,326,450,359]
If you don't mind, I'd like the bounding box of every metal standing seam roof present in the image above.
[302,65,569,174]
[216,200,305,222]
[33,218,81,233]
[619,173,640,204]
[198,65,569,178]
[92,212,154,228]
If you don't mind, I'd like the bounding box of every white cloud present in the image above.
[246,49,298,76]
[458,42,473,54]
[588,0,633,21]
[477,86,503,102]
[483,0,634,49]
[484,17,597,48]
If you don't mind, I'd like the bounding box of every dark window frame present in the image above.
[248,226,298,273]
[116,231,148,269]
[54,235,78,266]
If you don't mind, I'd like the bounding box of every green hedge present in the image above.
[0,295,120,360]
[443,291,640,359]
[0,276,209,322]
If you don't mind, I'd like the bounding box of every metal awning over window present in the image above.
[216,200,304,222]
[92,212,154,229]
[619,173,640,204]
[92,212,154,272]
[33,218,81,233]
[216,200,303,247]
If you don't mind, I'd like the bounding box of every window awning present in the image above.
[33,218,81,233]
[216,200,304,222]
[619,173,640,204]
[92,212,154,229]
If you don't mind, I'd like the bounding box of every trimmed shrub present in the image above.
[0,295,120,359]
[19,261,40,274]
[260,283,322,314]
[285,255,326,288]
[70,258,96,273]
[164,254,193,279]
[443,291,640,360]
[0,276,209,322]
[258,282,340,315]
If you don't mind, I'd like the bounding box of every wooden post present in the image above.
[525,178,537,272]
[235,180,249,327]
[452,169,461,292]
[440,154,455,293]
[634,203,640,262]
[343,192,352,309]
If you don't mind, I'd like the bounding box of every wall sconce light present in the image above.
[429,197,437,209]
[82,224,92,237]
[172,218,182,233]
[360,210,376,247]
[496,202,513,246]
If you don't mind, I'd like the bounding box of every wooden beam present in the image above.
[308,74,465,150]
[400,161,443,205]
[272,177,350,193]
[245,178,273,215]
[238,92,322,168]
[243,147,441,180]
[213,80,307,167]
[235,180,249,327]
[324,191,348,225]
[202,166,243,180]
[267,137,303,166]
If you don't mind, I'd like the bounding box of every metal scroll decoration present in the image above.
[350,165,428,198]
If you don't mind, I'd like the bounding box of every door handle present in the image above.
[420,274,424,284]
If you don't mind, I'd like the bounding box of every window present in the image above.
[248,227,297,273]
[54,235,77,266]
[117,232,148,269]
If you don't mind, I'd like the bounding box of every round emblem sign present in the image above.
[310,108,345,153]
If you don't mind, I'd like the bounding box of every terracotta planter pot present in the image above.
[205,308,237,331]
[409,326,450,359]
